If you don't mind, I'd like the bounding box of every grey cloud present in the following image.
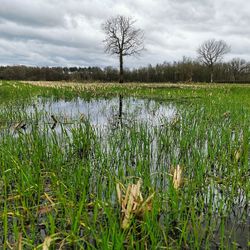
[0,0,66,27]
[0,0,250,67]
[0,19,103,51]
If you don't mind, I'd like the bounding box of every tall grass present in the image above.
[0,80,249,249]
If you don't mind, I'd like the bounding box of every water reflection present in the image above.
[119,94,123,126]
[26,96,177,131]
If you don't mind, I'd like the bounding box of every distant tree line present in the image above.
[1,57,250,83]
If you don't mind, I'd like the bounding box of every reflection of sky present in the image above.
[28,97,177,129]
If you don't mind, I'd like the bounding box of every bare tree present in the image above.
[229,58,249,82]
[197,39,230,83]
[102,15,144,83]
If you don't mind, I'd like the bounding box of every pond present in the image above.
[26,96,177,129]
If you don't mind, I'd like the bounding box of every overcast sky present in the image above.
[0,0,250,68]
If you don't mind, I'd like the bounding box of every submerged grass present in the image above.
[0,80,249,249]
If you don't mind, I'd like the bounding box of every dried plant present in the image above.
[116,179,154,230]
[42,236,52,250]
[18,233,22,250]
[170,165,183,189]
[234,149,241,162]
[13,121,26,132]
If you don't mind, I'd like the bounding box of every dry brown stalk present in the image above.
[171,165,183,189]
[116,179,154,230]
[42,236,52,250]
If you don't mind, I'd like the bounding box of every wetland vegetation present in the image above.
[0,80,249,249]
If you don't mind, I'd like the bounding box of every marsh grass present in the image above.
[0,80,249,249]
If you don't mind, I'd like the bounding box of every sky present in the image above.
[0,0,250,68]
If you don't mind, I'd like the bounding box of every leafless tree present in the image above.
[197,39,230,83]
[102,15,144,83]
[229,58,249,82]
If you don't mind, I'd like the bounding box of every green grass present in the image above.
[0,80,249,249]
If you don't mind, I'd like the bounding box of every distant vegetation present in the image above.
[1,57,250,83]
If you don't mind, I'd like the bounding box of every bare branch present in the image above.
[102,15,144,57]
[102,15,144,83]
[197,39,230,67]
[197,39,230,82]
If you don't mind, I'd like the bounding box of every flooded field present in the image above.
[27,96,177,128]
[0,81,249,249]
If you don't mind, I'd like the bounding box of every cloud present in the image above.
[0,0,250,67]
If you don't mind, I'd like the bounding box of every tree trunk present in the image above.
[210,66,214,83]
[210,72,213,83]
[119,53,124,83]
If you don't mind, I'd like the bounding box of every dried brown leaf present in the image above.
[116,183,122,206]
[37,205,53,216]
[18,233,22,250]
[234,150,241,162]
[116,178,154,230]
[42,236,52,250]
[172,165,183,189]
